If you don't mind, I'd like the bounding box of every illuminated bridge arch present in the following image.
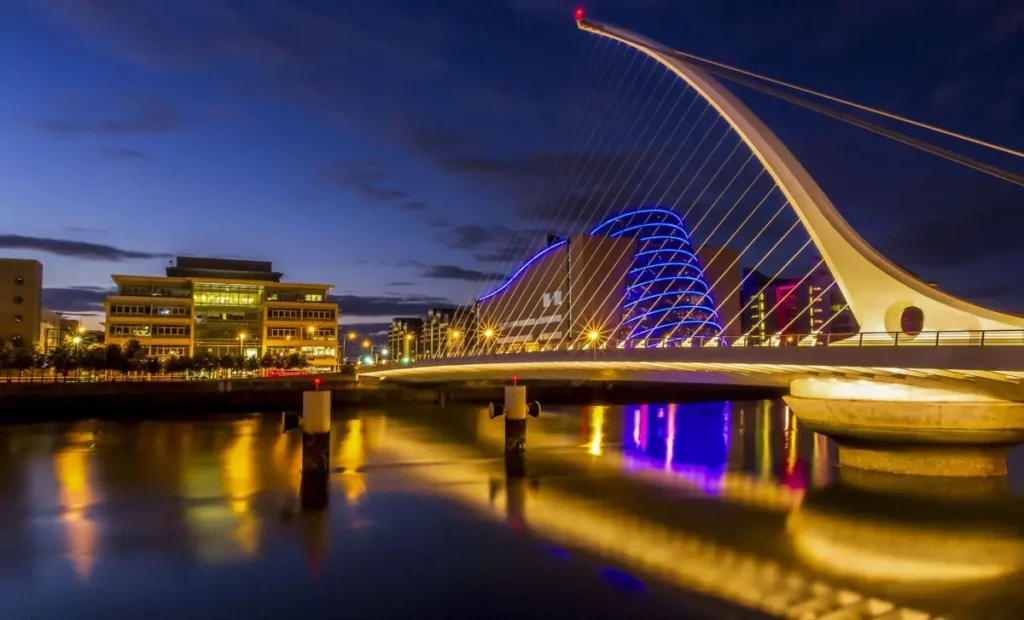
[577,18,1024,337]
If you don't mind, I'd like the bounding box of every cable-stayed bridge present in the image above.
[366,12,1024,476]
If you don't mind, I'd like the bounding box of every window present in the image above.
[154,325,188,336]
[303,309,334,320]
[153,346,187,357]
[110,324,151,337]
[304,293,324,302]
[112,305,150,315]
[542,294,551,308]
[155,306,189,316]
[13,315,22,323]
[14,277,23,285]
[269,327,299,338]
[12,296,22,305]
[553,291,563,305]
[269,308,300,319]
[316,328,335,338]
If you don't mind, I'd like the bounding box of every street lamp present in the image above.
[72,336,82,346]
[238,332,247,357]
[307,325,316,338]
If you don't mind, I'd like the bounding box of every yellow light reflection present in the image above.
[55,446,97,581]
[757,401,772,479]
[588,406,605,456]
[223,419,259,557]
[336,419,367,503]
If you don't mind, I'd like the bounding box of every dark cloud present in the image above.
[67,226,107,234]
[328,293,453,317]
[877,180,1024,270]
[420,265,506,281]
[0,235,170,261]
[339,322,391,340]
[318,159,424,209]
[43,286,111,313]
[103,147,147,160]
[33,96,180,134]
[437,223,548,263]
[386,281,415,287]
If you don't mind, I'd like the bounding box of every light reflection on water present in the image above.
[2,401,1024,619]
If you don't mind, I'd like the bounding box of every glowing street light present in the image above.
[238,332,247,356]
[380,347,389,357]
[348,331,357,341]
[483,328,495,339]
[361,339,371,349]
[451,330,462,340]
[72,336,82,346]
[588,330,600,342]
[307,325,316,338]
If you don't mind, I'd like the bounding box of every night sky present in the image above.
[2,0,1022,335]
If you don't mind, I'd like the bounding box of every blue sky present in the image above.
[1,0,1022,332]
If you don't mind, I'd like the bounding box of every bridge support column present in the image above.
[786,378,1024,476]
[302,390,332,474]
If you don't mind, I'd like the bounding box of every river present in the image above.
[1,401,1022,619]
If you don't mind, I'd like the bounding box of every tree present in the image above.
[219,354,239,371]
[164,355,194,374]
[82,345,107,371]
[105,343,127,373]
[260,352,277,370]
[47,344,78,375]
[142,357,162,374]
[11,345,38,378]
[243,356,260,372]
[285,352,308,369]
[123,339,143,361]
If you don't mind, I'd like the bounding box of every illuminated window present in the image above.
[14,277,24,285]
[154,325,188,336]
[269,327,299,338]
[304,293,324,302]
[553,291,563,305]
[269,308,300,319]
[542,294,551,308]
[303,309,334,320]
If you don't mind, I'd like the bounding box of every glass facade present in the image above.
[192,282,264,353]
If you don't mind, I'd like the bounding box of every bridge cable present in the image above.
[474,37,635,355]
[690,62,1024,189]
[492,45,664,352]
[447,36,621,357]
[652,44,1024,162]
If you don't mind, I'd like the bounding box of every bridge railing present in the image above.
[370,329,1024,369]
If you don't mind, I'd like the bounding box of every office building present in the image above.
[0,258,43,348]
[104,256,339,367]
[387,318,424,362]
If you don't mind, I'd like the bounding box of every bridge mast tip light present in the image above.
[574,7,585,21]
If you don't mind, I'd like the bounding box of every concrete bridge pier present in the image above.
[786,378,1024,476]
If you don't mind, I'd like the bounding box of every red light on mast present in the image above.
[574,7,585,21]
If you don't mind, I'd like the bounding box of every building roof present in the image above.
[166,256,284,281]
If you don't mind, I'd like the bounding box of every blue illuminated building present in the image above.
[478,206,722,346]
[589,208,722,342]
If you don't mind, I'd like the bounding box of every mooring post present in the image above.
[301,379,331,474]
[490,378,541,478]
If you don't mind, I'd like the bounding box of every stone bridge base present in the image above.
[787,378,1024,476]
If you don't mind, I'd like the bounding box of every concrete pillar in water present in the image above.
[504,386,527,478]
[302,390,331,474]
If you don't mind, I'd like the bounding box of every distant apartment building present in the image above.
[420,307,475,357]
[740,262,860,343]
[387,317,424,361]
[0,258,43,348]
[39,310,83,352]
[104,257,339,367]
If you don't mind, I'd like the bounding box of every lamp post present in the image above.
[238,332,247,357]
[344,331,357,362]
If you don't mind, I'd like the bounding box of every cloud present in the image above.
[329,293,453,317]
[387,281,415,287]
[43,286,111,313]
[103,147,147,160]
[420,264,507,281]
[338,321,392,339]
[33,96,180,135]
[0,235,170,261]
[317,159,424,209]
